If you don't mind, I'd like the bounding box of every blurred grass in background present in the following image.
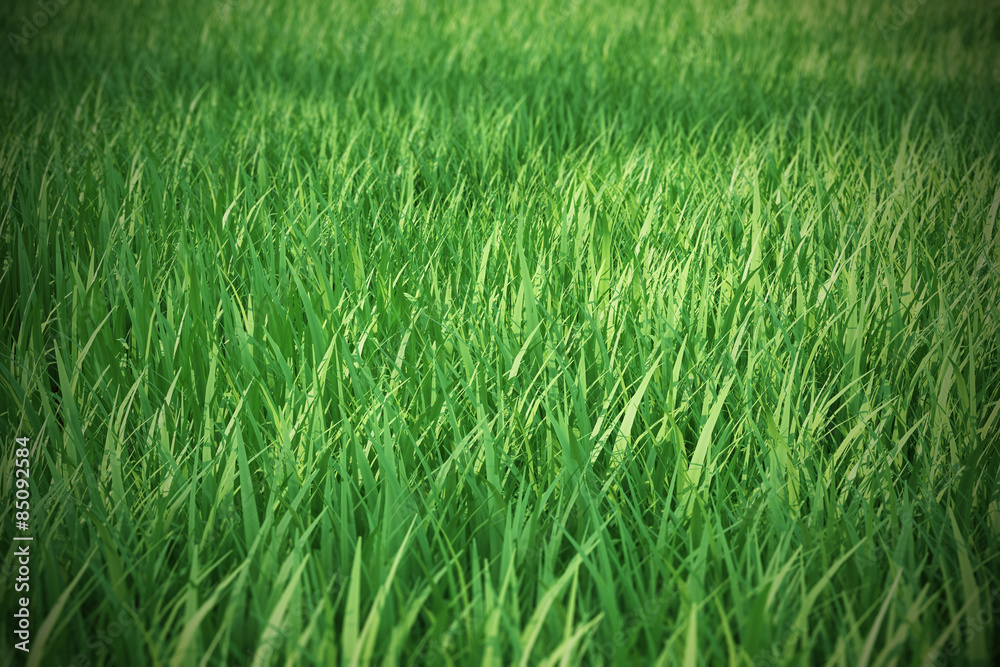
[1,0,1000,664]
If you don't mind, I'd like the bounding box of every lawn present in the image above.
[1,0,999,664]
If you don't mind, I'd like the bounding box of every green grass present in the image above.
[1,0,999,664]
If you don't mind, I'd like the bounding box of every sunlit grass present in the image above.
[1,0,999,664]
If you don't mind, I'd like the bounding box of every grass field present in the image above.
[2,0,1000,664]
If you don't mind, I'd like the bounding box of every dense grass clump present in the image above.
[2,0,1000,664]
